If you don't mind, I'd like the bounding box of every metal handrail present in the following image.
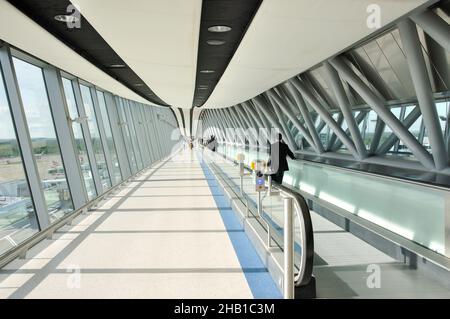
[273,182,314,288]
[203,148,314,298]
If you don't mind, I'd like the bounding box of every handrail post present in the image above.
[240,168,244,196]
[268,174,272,194]
[283,195,294,299]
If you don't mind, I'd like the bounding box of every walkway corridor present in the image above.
[0,150,280,299]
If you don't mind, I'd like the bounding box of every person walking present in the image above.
[268,133,295,184]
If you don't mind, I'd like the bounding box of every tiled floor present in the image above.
[0,150,279,299]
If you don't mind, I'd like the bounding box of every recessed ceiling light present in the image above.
[208,25,232,33]
[109,64,126,68]
[206,40,226,46]
[198,87,208,90]
[54,15,80,23]
[200,70,215,74]
[134,83,144,86]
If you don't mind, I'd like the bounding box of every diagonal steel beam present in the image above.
[204,110,221,142]
[211,109,231,143]
[234,104,259,147]
[253,95,296,150]
[242,101,264,129]
[242,101,271,147]
[330,56,435,170]
[282,82,324,153]
[376,106,422,155]
[300,73,332,111]
[398,18,448,170]
[333,110,368,150]
[268,95,298,151]
[248,100,275,130]
[222,108,245,145]
[327,113,344,150]
[349,51,395,100]
[267,89,316,149]
[324,61,367,159]
[411,9,450,52]
[231,107,258,147]
[289,76,359,157]
[369,117,386,155]
[222,107,239,144]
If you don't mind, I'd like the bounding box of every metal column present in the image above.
[90,87,115,188]
[411,9,450,52]
[43,66,87,208]
[398,19,448,170]
[324,62,367,159]
[72,79,104,194]
[106,94,131,178]
[267,89,315,149]
[282,82,324,153]
[289,76,359,157]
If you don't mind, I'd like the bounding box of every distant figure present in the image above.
[268,133,295,184]
[207,135,217,152]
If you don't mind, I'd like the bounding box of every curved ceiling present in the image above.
[0,0,150,104]
[6,0,169,106]
[19,0,431,110]
[72,0,202,108]
[202,0,430,109]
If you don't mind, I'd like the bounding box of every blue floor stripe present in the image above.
[198,154,282,299]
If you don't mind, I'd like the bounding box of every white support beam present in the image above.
[330,56,435,170]
[398,18,448,170]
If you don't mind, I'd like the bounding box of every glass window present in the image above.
[13,57,74,222]
[117,98,137,173]
[62,78,97,200]
[124,101,143,170]
[436,99,449,139]
[79,84,112,191]
[315,115,330,149]
[136,104,151,167]
[96,90,122,185]
[0,66,39,255]
[360,110,378,150]
[141,104,156,163]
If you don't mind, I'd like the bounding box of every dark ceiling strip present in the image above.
[192,0,263,108]
[7,0,169,107]
[189,107,194,136]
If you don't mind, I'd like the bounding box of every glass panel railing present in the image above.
[284,160,447,256]
[216,144,448,257]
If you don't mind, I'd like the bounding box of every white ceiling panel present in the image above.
[72,0,202,108]
[203,0,429,109]
[0,0,150,104]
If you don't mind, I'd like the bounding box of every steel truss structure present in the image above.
[198,5,450,176]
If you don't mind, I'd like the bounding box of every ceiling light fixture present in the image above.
[208,25,232,33]
[54,15,80,24]
[109,64,126,68]
[200,70,215,74]
[206,40,226,46]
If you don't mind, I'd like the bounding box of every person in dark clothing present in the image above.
[207,135,217,152]
[268,133,295,184]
